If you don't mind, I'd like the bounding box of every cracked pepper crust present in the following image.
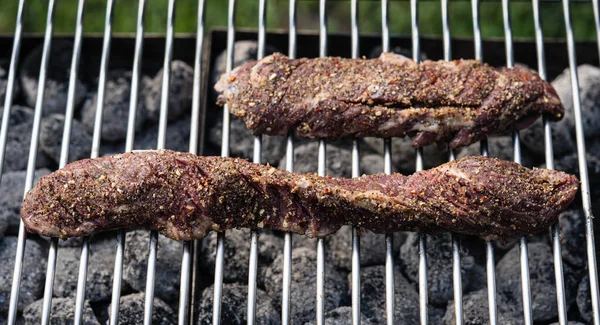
[21,150,577,241]
[215,53,564,148]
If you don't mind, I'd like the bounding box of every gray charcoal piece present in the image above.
[496,242,581,323]
[399,232,486,305]
[577,275,593,323]
[442,289,521,325]
[210,117,286,167]
[53,239,115,302]
[134,115,191,153]
[559,210,587,267]
[264,247,348,324]
[81,70,150,142]
[303,306,375,325]
[23,297,99,325]
[552,64,600,138]
[111,293,176,325]
[548,323,585,325]
[519,117,574,157]
[123,231,182,302]
[0,237,46,312]
[211,40,278,97]
[351,265,419,324]
[145,60,194,122]
[201,228,283,286]
[0,105,52,172]
[197,283,279,325]
[363,137,447,174]
[20,40,87,116]
[326,226,406,271]
[456,135,536,168]
[0,168,51,234]
[39,114,92,163]
[0,61,20,105]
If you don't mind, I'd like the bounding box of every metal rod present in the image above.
[212,0,236,323]
[471,0,483,62]
[381,1,394,323]
[187,0,206,321]
[247,2,267,322]
[561,1,600,324]
[281,1,297,324]
[41,238,59,325]
[179,242,193,325]
[350,1,360,323]
[593,0,600,62]
[502,1,533,323]
[3,2,28,324]
[144,0,176,322]
[109,0,147,323]
[531,1,568,323]
[74,239,90,325]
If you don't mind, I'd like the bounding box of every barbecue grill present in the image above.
[2,0,600,324]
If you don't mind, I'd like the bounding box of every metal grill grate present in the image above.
[3,1,600,325]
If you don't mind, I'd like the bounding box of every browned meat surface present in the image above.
[215,53,564,148]
[21,150,577,241]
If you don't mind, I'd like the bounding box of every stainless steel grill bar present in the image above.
[3,2,26,323]
[281,0,297,324]
[381,1,394,324]
[561,2,600,324]
[109,1,147,323]
[411,0,428,324]
[144,0,176,323]
[530,1,568,323]
[179,7,205,323]
[501,1,533,324]
[247,0,266,322]
[593,0,600,62]
[349,0,360,324]
[213,0,236,322]
[440,3,465,324]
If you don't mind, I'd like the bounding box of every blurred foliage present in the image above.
[0,0,596,41]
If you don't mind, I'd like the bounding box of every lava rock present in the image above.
[577,275,593,323]
[0,168,51,234]
[197,283,279,325]
[0,237,46,312]
[496,242,580,322]
[520,116,574,158]
[304,306,375,325]
[0,105,52,172]
[201,228,283,287]
[123,231,182,302]
[20,40,87,116]
[559,210,587,267]
[211,40,278,97]
[134,115,191,153]
[0,61,20,105]
[145,60,193,122]
[53,239,116,302]
[81,70,150,142]
[456,135,535,168]
[442,289,521,325]
[39,114,92,163]
[23,297,99,325]
[353,265,419,324]
[264,247,348,324]
[210,117,286,167]
[326,226,406,271]
[552,64,600,138]
[399,232,486,305]
[112,293,176,325]
[363,137,447,174]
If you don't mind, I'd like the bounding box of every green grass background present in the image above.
[0,0,596,41]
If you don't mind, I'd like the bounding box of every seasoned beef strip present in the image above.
[215,53,564,148]
[21,150,577,241]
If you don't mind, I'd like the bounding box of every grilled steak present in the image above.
[21,150,577,241]
[215,53,564,148]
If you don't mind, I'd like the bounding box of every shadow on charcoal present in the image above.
[197,283,279,325]
[0,60,20,105]
[577,275,593,324]
[264,247,348,324]
[363,137,447,174]
[19,40,87,117]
